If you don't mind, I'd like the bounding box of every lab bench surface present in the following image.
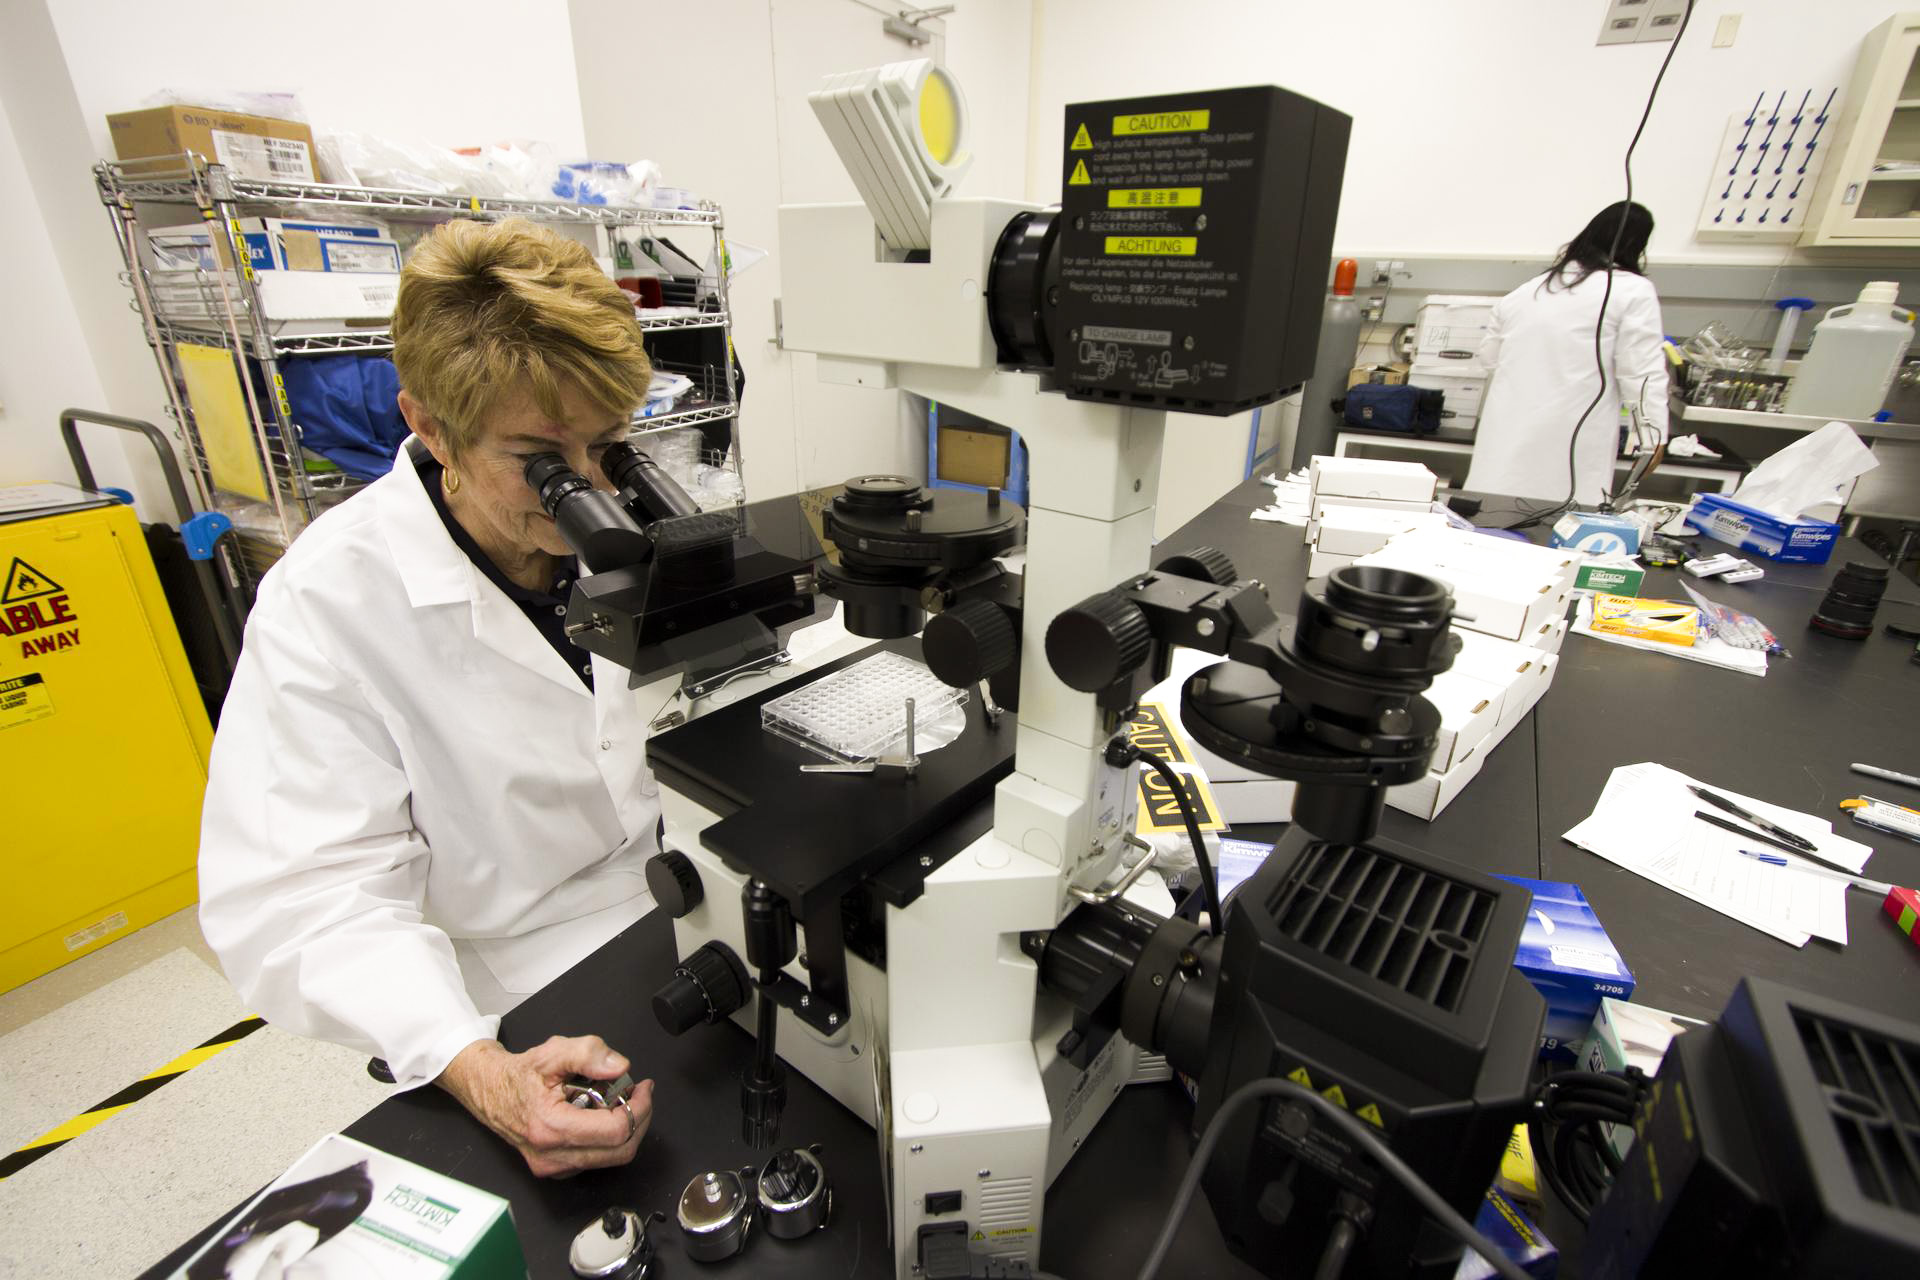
[142,480,1920,1280]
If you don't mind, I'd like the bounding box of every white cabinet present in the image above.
[1801,12,1920,248]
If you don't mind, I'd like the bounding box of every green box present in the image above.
[173,1134,525,1277]
[1573,561,1645,596]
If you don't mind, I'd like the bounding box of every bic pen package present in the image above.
[1587,594,1700,647]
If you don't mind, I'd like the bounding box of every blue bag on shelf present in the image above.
[281,355,409,481]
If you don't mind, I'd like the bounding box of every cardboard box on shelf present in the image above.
[1309,456,1438,503]
[1412,295,1496,371]
[1406,369,1487,418]
[1346,364,1409,389]
[108,105,317,182]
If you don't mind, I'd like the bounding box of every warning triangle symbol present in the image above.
[1356,1103,1385,1128]
[1070,122,1094,151]
[971,1231,985,1242]
[1068,159,1092,186]
[1286,1066,1313,1089]
[2,557,62,603]
[1321,1083,1349,1110]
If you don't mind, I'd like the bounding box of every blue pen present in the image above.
[1740,849,1788,867]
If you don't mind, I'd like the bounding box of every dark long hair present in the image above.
[1543,201,1653,292]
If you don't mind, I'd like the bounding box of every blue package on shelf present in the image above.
[1493,876,1635,1065]
[1683,492,1839,564]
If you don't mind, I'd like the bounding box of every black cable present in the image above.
[1508,0,1695,530]
[1136,1077,1533,1280]
[1129,748,1224,936]
[1313,1218,1359,1280]
[1528,1067,1648,1224]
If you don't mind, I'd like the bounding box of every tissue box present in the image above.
[1683,492,1839,564]
[1550,510,1643,556]
[1451,1187,1558,1280]
[1582,997,1707,1157]
[1573,559,1646,596]
[172,1134,525,1278]
[1494,877,1635,1063]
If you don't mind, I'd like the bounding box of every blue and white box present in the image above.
[1494,876,1635,1064]
[1683,492,1839,564]
[1452,1186,1558,1280]
[1549,510,1642,556]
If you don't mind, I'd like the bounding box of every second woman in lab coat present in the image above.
[199,218,660,1177]
[1466,201,1669,505]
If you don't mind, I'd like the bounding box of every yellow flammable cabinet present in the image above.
[0,484,213,992]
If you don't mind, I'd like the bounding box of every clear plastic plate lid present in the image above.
[761,651,967,764]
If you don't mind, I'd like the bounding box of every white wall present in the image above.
[1026,0,1911,265]
[572,0,1035,501]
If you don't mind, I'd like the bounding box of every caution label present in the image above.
[1356,1103,1386,1129]
[1113,109,1211,136]
[1321,1083,1349,1110]
[1070,122,1094,151]
[0,673,53,731]
[1126,702,1192,765]
[1104,236,1197,256]
[1106,187,1203,209]
[1068,158,1092,186]
[1286,1066,1313,1089]
[1136,761,1226,836]
[1,557,61,602]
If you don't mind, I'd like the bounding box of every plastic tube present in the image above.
[1768,296,1814,374]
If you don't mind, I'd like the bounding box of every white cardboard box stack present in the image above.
[1352,526,1577,820]
[1303,457,1445,578]
[1408,295,1497,434]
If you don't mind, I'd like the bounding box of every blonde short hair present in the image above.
[391,217,651,454]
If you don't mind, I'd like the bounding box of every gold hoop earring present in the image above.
[443,466,462,496]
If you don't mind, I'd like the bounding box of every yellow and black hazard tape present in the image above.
[0,1016,264,1181]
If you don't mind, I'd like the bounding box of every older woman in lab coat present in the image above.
[1465,202,1669,505]
[200,219,658,1176]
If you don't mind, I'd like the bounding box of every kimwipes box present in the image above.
[1492,877,1635,1064]
[171,1134,525,1277]
[108,105,317,182]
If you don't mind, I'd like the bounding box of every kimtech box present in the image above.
[171,1134,525,1278]
[1493,877,1636,1064]
[1683,492,1840,564]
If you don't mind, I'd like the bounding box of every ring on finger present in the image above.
[618,1094,637,1143]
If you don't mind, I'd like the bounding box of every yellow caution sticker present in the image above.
[1126,703,1193,765]
[971,1231,984,1242]
[1113,109,1211,136]
[0,673,54,731]
[1107,187,1203,209]
[1321,1083,1349,1110]
[1068,158,1092,186]
[1356,1102,1386,1129]
[1286,1066,1313,1089]
[1104,236,1198,257]
[1070,122,1094,151]
[1135,761,1226,836]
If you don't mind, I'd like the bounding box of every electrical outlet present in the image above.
[1713,13,1739,47]
[1373,271,1391,285]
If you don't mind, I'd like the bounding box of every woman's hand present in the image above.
[437,1036,655,1177]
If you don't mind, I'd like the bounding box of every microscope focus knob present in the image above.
[652,941,751,1035]
[923,599,1018,686]
[1046,593,1152,692]
[1156,545,1237,587]
[645,850,704,918]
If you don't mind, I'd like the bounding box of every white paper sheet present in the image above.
[1563,762,1866,947]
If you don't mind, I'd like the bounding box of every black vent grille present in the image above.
[1264,844,1494,1013]
[1794,1010,1920,1214]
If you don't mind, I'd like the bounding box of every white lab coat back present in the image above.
[1464,267,1669,504]
[198,443,657,1087]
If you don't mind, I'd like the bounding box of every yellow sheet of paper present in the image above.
[176,343,270,503]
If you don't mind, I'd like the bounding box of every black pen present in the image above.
[1686,784,1819,852]
[1692,811,1859,874]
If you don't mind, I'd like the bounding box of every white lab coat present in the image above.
[1465,267,1669,504]
[199,442,657,1089]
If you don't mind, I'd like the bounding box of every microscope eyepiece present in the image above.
[522,452,653,574]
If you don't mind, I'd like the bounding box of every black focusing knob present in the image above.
[645,850,704,918]
[923,599,1019,687]
[652,941,750,1035]
[1155,546,1237,586]
[1046,592,1152,692]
